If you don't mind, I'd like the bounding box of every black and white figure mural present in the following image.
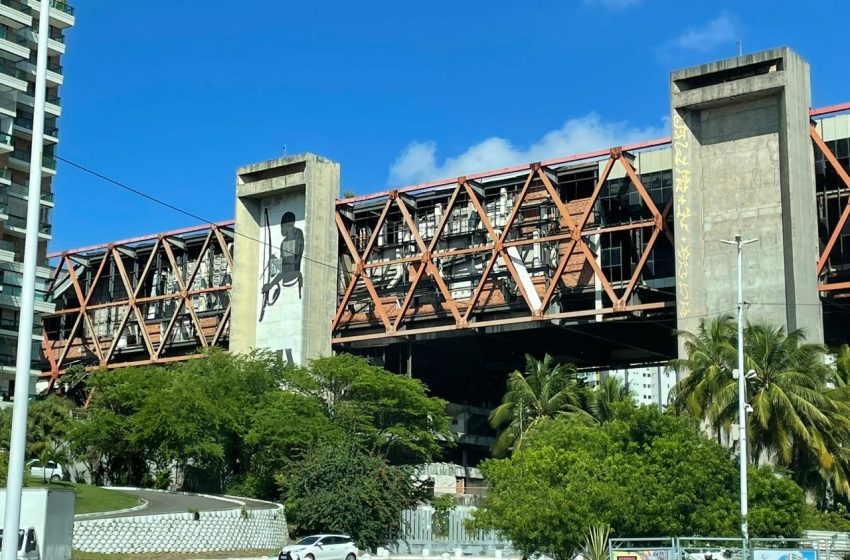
[257,193,305,363]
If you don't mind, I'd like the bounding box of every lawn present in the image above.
[25,476,141,514]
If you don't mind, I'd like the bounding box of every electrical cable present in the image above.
[55,155,341,273]
[55,155,850,333]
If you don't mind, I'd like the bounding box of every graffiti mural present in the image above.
[256,193,305,363]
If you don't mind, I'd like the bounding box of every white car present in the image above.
[278,534,358,560]
[26,459,64,482]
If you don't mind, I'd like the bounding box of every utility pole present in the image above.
[3,1,51,558]
[721,234,758,545]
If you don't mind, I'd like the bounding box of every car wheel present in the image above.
[50,474,60,482]
[305,554,315,560]
[346,554,356,560]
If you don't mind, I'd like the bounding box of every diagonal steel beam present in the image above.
[811,124,850,276]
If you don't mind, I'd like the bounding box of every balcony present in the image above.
[0,353,44,371]
[0,26,30,59]
[0,168,11,183]
[0,317,41,337]
[4,213,52,237]
[18,60,62,86]
[4,182,53,204]
[17,28,65,55]
[0,59,28,90]
[15,115,59,142]
[18,92,61,116]
[27,0,73,28]
[9,148,57,174]
[0,0,31,29]
[0,131,12,152]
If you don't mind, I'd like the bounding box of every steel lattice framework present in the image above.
[812,123,850,295]
[40,222,234,386]
[333,147,676,344]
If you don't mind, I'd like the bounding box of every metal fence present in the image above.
[389,505,515,555]
[610,536,850,560]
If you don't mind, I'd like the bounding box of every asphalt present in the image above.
[87,488,276,519]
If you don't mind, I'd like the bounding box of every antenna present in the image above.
[283,144,287,157]
[737,40,743,56]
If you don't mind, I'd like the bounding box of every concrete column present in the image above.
[229,153,340,363]
[670,47,822,354]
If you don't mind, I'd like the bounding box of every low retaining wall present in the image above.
[73,507,287,554]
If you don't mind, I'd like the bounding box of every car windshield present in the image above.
[296,537,321,546]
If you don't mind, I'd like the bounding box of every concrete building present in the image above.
[42,47,850,463]
[579,364,677,410]
[0,0,73,402]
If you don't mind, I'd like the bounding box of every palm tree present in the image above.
[589,376,634,423]
[668,314,737,423]
[489,354,590,456]
[836,344,850,384]
[671,317,850,499]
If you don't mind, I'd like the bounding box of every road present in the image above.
[87,488,276,519]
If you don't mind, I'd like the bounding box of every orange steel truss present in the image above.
[812,124,850,295]
[332,148,676,344]
[40,223,233,385]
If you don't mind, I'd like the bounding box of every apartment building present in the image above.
[0,0,73,402]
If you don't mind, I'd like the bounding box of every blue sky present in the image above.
[51,0,848,251]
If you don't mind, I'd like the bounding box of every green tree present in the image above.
[668,315,736,421]
[0,395,76,460]
[489,354,590,457]
[670,317,850,500]
[472,405,805,560]
[589,376,634,424]
[243,390,341,499]
[284,440,423,552]
[287,354,452,464]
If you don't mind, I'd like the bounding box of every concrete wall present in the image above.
[670,47,822,352]
[73,507,287,554]
[230,153,339,363]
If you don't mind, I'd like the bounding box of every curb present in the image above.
[74,494,149,520]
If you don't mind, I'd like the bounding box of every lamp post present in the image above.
[2,2,52,559]
[721,234,758,544]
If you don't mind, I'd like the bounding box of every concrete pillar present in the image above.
[670,47,822,354]
[229,153,340,363]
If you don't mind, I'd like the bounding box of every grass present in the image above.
[72,549,278,560]
[25,476,141,514]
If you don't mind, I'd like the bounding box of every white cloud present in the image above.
[388,114,668,186]
[670,15,739,53]
[584,0,641,8]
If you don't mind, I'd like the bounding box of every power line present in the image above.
[55,155,341,273]
[56,155,850,323]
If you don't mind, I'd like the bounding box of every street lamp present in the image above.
[721,234,758,545]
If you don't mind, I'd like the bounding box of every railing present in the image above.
[0,132,12,145]
[6,183,54,202]
[0,354,44,370]
[0,27,28,45]
[0,284,52,301]
[46,94,60,105]
[0,240,14,253]
[4,214,51,234]
[49,0,73,16]
[0,60,28,81]
[0,318,41,336]
[10,150,57,170]
[16,116,59,137]
[0,0,31,15]
[47,61,61,74]
[0,168,11,181]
